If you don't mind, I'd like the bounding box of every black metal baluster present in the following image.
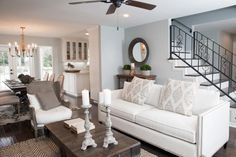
[184,33,187,60]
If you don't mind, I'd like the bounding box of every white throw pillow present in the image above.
[145,84,163,107]
[192,88,220,115]
[27,94,41,110]
[121,77,154,105]
[158,79,198,116]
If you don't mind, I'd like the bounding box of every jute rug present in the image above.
[0,138,158,157]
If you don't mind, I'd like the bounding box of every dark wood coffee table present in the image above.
[45,121,141,157]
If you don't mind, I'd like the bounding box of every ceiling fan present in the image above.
[69,0,156,15]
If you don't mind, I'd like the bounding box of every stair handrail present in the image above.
[170,24,236,83]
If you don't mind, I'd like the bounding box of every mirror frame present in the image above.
[128,38,149,66]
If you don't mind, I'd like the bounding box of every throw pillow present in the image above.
[27,94,41,110]
[36,92,61,111]
[158,79,198,116]
[121,77,154,105]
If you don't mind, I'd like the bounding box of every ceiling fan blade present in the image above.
[106,4,116,15]
[125,0,156,10]
[69,0,107,5]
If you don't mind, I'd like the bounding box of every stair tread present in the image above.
[175,65,210,68]
[200,79,228,86]
[185,71,219,77]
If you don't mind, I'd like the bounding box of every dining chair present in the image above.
[48,73,55,82]
[42,72,49,81]
[56,74,64,99]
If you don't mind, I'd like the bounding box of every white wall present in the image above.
[100,26,124,90]
[0,34,63,78]
[88,26,101,100]
[124,19,183,84]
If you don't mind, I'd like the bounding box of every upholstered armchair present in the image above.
[27,81,72,137]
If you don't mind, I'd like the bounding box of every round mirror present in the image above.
[129,38,149,66]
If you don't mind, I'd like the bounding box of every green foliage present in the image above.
[123,64,131,70]
[140,64,151,71]
[43,52,52,67]
[0,52,8,65]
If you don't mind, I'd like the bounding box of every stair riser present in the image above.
[172,53,192,59]
[174,60,203,66]
[186,73,220,84]
[184,67,212,74]
[202,81,229,91]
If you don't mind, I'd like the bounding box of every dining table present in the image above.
[3,80,29,110]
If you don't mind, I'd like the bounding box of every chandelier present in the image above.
[8,27,38,57]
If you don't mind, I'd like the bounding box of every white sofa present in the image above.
[98,84,230,157]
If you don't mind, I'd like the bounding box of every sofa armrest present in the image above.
[112,89,122,99]
[198,100,230,157]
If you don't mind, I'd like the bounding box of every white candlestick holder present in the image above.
[81,104,97,150]
[103,106,118,148]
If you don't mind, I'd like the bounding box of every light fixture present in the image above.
[8,27,38,57]
[123,14,130,18]
[85,32,89,36]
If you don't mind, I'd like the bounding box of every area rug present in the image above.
[0,106,30,126]
[0,137,158,157]
[0,138,60,157]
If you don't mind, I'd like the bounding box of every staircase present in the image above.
[169,19,236,126]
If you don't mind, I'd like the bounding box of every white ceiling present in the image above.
[0,0,236,38]
[195,18,236,34]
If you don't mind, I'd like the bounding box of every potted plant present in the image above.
[123,64,131,75]
[140,64,151,76]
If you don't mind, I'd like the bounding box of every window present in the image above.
[0,46,10,82]
[39,46,53,79]
[16,56,30,76]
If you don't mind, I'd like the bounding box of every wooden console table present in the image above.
[117,74,156,89]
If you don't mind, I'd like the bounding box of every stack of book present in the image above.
[64,118,95,134]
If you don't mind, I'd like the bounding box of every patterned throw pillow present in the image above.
[158,79,198,116]
[121,77,154,105]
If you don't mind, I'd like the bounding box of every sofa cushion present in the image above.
[36,106,72,125]
[193,88,220,115]
[101,99,154,122]
[158,79,198,116]
[135,108,198,143]
[121,77,154,105]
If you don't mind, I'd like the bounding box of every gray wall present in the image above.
[100,26,124,90]
[0,34,63,78]
[124,19,183,84]
[177,6,236,28]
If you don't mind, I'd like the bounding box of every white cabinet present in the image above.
[62,38,88,61]
[63,72,90,97]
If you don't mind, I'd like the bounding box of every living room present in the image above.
[0,0,236,157]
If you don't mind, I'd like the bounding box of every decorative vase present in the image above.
[123,70,130,75]
[141,70,151,76]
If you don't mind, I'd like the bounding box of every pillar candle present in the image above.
[82,89,90,107]
[99,92,104,105]
[131,63,135,70]
[103,89,111,106]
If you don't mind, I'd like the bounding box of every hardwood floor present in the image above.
[0,95,236,157]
